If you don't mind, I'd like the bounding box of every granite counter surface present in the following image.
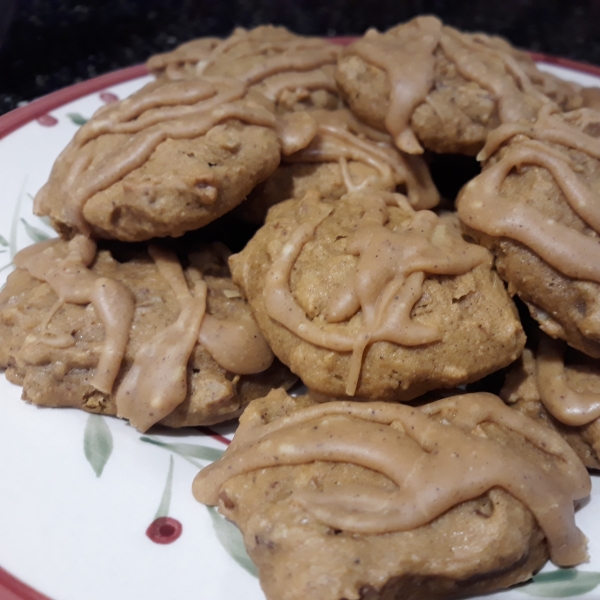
[1,0,600,116]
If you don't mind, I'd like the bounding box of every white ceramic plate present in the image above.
[1,54,600,600]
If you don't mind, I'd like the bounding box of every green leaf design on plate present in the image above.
[155,455,174,519]
[0,234,7,247]
[521,569,600,597]
[21,218,51,243]
[67,112,89,126]
[84,414,114,477]
[140,436,224,468]
[207,506,257,577]
[10,176,28,260]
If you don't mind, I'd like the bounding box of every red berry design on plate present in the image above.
[146,516,183,544]
[100,91,119,104]
[146,455,183,545]
[37,114,58,127]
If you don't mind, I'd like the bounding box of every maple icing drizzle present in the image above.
[536,336,600,427]
[115,244,273,431]
[189,245,274,376]
[349,16,442,153]
[34,77,277,235]
[193,392,590,567]
[148,27,340,112]
[457,109,600,284]
[116,245,208,432]
[196,28,338,78]
[479,105,600,161]
[347,16,551,154]
[14,236,135,394]
[263,192,489,395]
[258,69,338,103]
[284,109,440,209]
[146,38,222,79]
[14,238,273,431]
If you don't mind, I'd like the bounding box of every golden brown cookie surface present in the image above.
[34,77,281,241]
[238,108,440,223]
[193,389,589,600]
[502,335,600,469]
[148,26,343,114]
[336,16,564,156]
[0,238,295,431]
[457,106,600,358]
[230,190,524,400]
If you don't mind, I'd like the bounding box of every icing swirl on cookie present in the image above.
[116,245,208,431]
[116,244,273,431]
[348,16,442,153]
[536,336,600,427]
[262,192,488,395]
[346,17,549,153]
[284,109,440,209]
[148,26,341,111]
[194,391,590,567]
[14,236,135,394]
[34,77,277,236]
[457,108,600,284]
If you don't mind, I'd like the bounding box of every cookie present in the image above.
[230,189,524,400]
[581,87,600,111]
[336,16,562,156]
[148,26,342,114]
[33,76,281,241]
[501,333,600,469]
[238,108,439,223]
[0,237,295,431]
[457,105,600,358]
[146,37,222,79]
[193,389,589,600]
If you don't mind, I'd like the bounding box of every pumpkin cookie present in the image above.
[457,105,600,358]
[230,190,524,400]
[238,108,439,224]
[33,76,281,241]
[502,333,600,469]
[0,237,295,431]
[336,16,566,156]
[193,389,589,600]
[148,25,342,114]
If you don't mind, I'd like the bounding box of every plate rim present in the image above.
[1,44,599,600]
[0,565,53,600]
[0,64,149,141]
[1,48,600,142]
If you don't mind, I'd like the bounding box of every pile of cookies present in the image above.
[2,16,600,600]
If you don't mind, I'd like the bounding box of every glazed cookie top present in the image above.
[505,335,600,428]
[458,105,600,285]
[194,389,590,568]
[457,105,600,353]
[282,109,440,208]
[34,76,281,241]
[231,190,524,400]
[501,338,600,469]
[336,16,561,155]
[7,236,276,431]
[148,26,342,113]
[238,107,440,223]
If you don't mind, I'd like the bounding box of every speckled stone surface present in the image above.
[1,0,600,116]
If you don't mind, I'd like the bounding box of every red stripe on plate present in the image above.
[0,64,149,141]
[528,51,600,78]
[0,566,53,600]
[197,426,231,446]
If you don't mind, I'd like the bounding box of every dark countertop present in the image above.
[1,0,600,116]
